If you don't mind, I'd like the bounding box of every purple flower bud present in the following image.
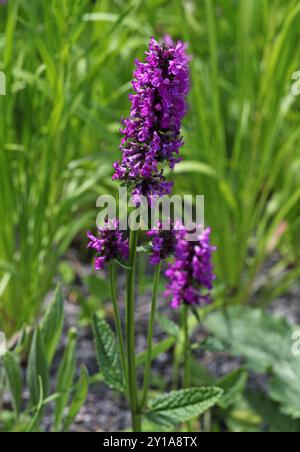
[165,228,216,308]
[87,219,129,271]
[113,36,190,201]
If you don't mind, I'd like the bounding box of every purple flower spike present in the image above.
[87,219,129,271]
[165,228,216,308]
[113,37,190,201]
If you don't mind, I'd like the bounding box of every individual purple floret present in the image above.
[165,228,216,308]
[113,36,190,201]
[87,219,129,271]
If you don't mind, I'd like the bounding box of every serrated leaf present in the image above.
[62,366,89,432]
[205,307,300,418]
[41,284,64,364]
[205,307,289,373]
[246,391,300,432]
[54,328,77,431]
[269,361,300,419]
[3,352,22,417]
[146,387,223,427]
[26,327,49,407]
[92,314,125,392]
[217,369,248,410]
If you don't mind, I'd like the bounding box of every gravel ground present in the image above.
[43,276,300,433]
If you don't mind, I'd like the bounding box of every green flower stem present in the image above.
[183,304,192,432]
[108,262,128,394]
[171,308,185,390]
[183,305,191,389]
[140,261,162,410]
[126,229,141,432]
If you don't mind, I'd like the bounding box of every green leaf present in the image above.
[269,360,300,419]
[217,369,248,410]
[246,391,300,432]
[201,336,226,352]
[205,307,300,418]
[156,315,180,337]
[54,328,77,431]
[26,327,49,407]
[84,274,109,301]
[41,284,64,364]
[92,314,125,392]
[25,376,44,432]
[136,337,176,367]
[62,366,89,432]
[174,161,218,179]
[113,259,132,271]
[0,260,18,276]
[189,358,215,386]
[3,352,22,417]
[146,387,223,427]
[204,307,290,373]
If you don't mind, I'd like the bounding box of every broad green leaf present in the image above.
[204,307,290,373]
[217,369,248,410]
[41,284,64,364]
[3,352,22,417]
[54,328,77,431]
[26,327,49,407]
[146,387,223,427]
[269,361,300,419]
[62,366,89,432]
[205,307,300,418]
[246,391,300,433]
[92,314,125,392]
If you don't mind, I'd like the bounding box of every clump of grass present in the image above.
[1,0,300,334]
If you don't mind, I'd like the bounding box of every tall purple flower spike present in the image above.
[165,228,216,309]
[113,36,190,201]
[87,219,129,271]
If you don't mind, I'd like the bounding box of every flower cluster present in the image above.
[113,36,190,201]
[165,228,216,308]
[87,219,129,271]
[147,221,186,265]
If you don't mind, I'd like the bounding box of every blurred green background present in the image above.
[1,0,300,335]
